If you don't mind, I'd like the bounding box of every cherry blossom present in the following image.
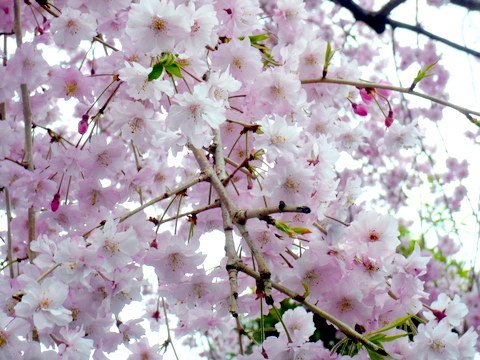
[126,0,190,54]
[14,278,72,332]
[50,8,97,49]
[1,0,479,358]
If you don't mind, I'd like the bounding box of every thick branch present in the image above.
[329,0,480,58]
[188,143,274,304]
[377,0,408,16]
[14,0,36,262]
[450,0,480,11]
[387,19,480,58]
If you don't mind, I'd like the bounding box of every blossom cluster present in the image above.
[0,0,478,359]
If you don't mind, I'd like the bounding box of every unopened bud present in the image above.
[51,193,60,212]
[385,110,394,127]
[78,115,89,135]
[352,103,368,116]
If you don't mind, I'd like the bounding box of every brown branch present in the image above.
[329,0,480,58]
[234,205,311,224]
[450,0,480,11]
[377,0,408,16]
[387,19,480,58]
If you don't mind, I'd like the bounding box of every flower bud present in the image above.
[352,103,368,116]
[51,193,60,212]
[385,110,394,127]
[377,81,393,97]
[78,114,89,135]
[360,88,374,104]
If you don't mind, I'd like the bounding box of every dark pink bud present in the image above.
[51,193,60,212]
[385,110,394,127]
[37,27,44,35]
[78,115,89,135]
[360,88,374,104]
[432,309,447,322]
[352,103,368,116]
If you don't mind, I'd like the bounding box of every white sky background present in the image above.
[388,1,480,268]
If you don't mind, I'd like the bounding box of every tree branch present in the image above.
[300,76,480,123]
[329,0,480,58]
[377,0,408,16]
[387,19,480,58]
[450,0,480,11]
[14,0,36,262]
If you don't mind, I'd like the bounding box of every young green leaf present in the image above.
[290,227,312,235]
[323,42,337,78]
[165,63,183,78]
[248,34,271,43]
[366,347,385,360]
[274,220,292,235]
[409,61,438,91]
[147,63,164,82]
[366,315,413,335]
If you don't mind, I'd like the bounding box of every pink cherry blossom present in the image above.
[118,61,174,106]
[126,0,190,54]
[275,306,315,345]
[413,321,460,360]
[211,38,263,84]
[14,278,72,332]
[126,338,162,360]
[50,8,97,49]
[167,83,226,146]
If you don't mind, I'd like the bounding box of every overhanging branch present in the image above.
[329,0,480,58]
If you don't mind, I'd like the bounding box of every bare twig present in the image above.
[234,204,311,224]
[4,188,14,279]
[300,77,480,123]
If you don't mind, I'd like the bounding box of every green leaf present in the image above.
[165,63,183,78]
[367,315,413,335]
[274,221,292,234]
[380,333,411,342]
[409,61,438,91]
[248,34,271,43]
[323,42,337,77]
[147,63,164,81]
[300,281,310,298]
[290,227,312,235]
[366,348,385,360]
[368,334,386,342]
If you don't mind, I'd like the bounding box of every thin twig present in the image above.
[300,77,480,122]
[4,188,14,278]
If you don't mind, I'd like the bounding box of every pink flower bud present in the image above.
[352,103,368,116]
[78,115,89,135]
[377,81,393,98]
[360,88,374,104]
[51,193,60,212]
[385,110,394,127]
